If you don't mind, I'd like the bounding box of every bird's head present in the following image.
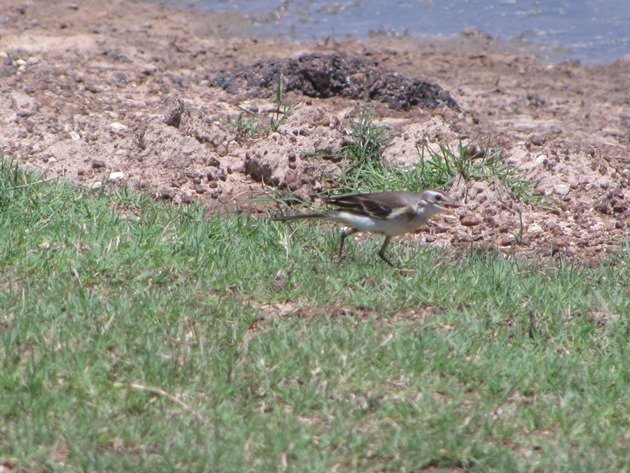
[419,190,461,213]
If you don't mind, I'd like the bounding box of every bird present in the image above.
[273,189,461,266]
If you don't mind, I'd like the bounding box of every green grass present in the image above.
[342,110,391,170]
[228,112,260,143]
[227,70,292,141]
[334,111,541,206]
[1,161,628,472]
[269,69,293,133]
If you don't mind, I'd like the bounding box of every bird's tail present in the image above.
[272,212,327,222]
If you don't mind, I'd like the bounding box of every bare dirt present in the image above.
[1,0,628,261]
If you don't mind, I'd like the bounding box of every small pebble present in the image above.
[500,234,516,246]
[528,223,544,236]
[553,184,570,196]
[108,171,125,182]
[460,215,482,227]
[109,122,128,133]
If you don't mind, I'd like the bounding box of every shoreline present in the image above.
[154,0,629,66]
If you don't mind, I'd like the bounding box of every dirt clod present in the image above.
[213,53,460,111]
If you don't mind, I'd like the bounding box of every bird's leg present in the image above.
[338,227,359,259]
[378,236,396,267]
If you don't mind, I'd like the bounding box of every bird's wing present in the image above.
[324,193,414,220]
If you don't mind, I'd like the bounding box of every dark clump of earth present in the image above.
[212,53,460,111]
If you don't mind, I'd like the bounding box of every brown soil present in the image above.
[1,0,628,261]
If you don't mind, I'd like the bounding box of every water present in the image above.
[157,0,629,64]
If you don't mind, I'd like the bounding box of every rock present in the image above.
[451,232,472,243]
[465,144,485,159]
[134,179,148,189]
[532,154,548,167]
[143,64,158,75]
[460,215,482,226]
[526,93,546,107]
[85,83,103,93]
[11,92,38,117]
[499,234,516,246]
[164,99,187,128]
[110,122,128,133]
[107,171,125,182]
[553,184,570,196]
[528,223,544,237]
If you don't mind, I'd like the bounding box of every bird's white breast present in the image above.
[329,210,434,236]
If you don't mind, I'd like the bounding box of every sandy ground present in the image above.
[1,0,628,262]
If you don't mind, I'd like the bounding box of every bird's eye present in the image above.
[435,194,443,201]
